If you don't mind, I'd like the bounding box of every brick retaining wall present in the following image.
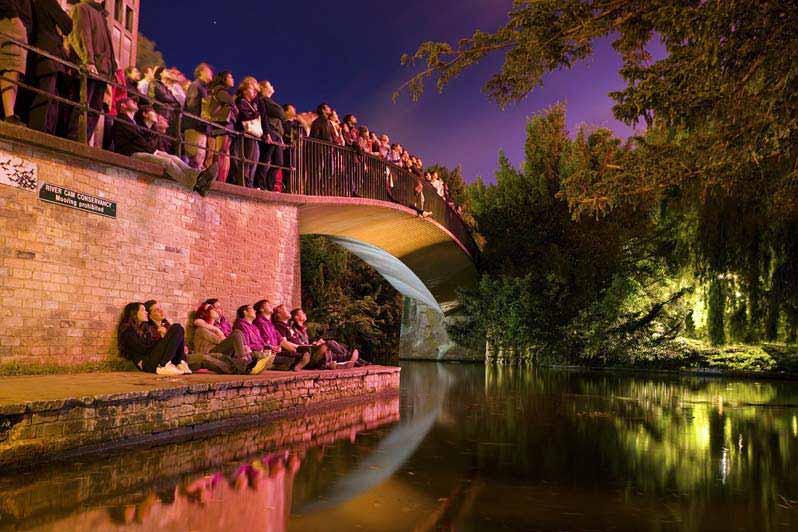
[0,366,400,468]
[0,123,302,367]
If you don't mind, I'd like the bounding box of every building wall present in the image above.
[57,0,139,70]
[0,134,300,367]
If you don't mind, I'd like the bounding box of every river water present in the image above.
[2,362,798,531]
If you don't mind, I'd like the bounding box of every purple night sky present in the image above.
[140,0,651,183]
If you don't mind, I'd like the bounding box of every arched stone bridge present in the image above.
[291,137,479,314]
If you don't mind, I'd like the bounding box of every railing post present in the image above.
[78,69,89,145]
[297,135,304,195]
[175,108,183,158]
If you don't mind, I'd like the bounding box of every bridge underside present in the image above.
[297,199,477,313]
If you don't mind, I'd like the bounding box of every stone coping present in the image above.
[0,366,400,415]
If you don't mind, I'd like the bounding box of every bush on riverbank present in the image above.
[554,338,798,375]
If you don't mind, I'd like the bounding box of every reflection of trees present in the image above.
[423,365,798,529]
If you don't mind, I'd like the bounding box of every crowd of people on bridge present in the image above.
[0,0,465,217]
[118,298,363,376]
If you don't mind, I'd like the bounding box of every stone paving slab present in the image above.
[0,366,398,412]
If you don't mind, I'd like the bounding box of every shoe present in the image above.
[4,115,24,126]
[249,357,270,375]
[292,353,310,372]
[177,360,192,374]
[337,360,356,369]
[156,363,182,376]
[194,162,219,196]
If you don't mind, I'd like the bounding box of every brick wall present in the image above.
[0,132,301,366]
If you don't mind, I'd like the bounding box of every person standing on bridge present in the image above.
[66,0,116,143]
[26,0,72,135]
[310,102,333,142]
[182,63,213,169]
[0,0,32,126]
[255,80,287,192]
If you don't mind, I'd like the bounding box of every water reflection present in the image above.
[3,364,798,531]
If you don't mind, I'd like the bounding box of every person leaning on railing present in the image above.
[254,80,287,192]
[0,0,32,125]
[203,70,236,182]
[229,78,261,187]
[147,66,180,137]
[65,0,116,142]
[183,63,213,170]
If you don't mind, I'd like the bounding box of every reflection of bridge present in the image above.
[293,137,478,314]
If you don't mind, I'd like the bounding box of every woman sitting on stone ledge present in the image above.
[143,300,191,375]
[117,302,188,376]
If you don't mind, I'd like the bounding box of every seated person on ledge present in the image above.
[112,97,216,196]
[252,299,314,371]
[143,300,191,374]
[117,302,187,376]
[190,302,256,375]
[199,298,233,337]
[290,308,359,369]
[232,304,277,374]
[271,303,336,370]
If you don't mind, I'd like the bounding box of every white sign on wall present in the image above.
[0,152,37,192]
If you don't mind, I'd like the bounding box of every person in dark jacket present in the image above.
[124,66,145,102]
[112,98,156,156]
[228,79,260,187]
[254,80,286,191]
[66,0,116,142]
[147,66,180,134]
[205,70,235,182]
[143,300,192,374]
[25,0,71,134]
[0,0,33,125]
[113,97,217,196]
[117,302,186,375]
[183,63,212,169]
[309,102,333,142]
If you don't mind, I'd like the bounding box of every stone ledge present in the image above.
[0,366,400,468]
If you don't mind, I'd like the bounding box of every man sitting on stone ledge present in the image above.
[112,97,216,196]
[232,304,277,374]
[252,299,315,371]
[289,308,360,369]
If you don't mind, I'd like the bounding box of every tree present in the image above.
[137,33,166,69]
[397,1,798,213]
[451,105,687,363]
[400,1,798,345]
[300,236,402,361]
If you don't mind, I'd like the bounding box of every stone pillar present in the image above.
[398,298,480,362]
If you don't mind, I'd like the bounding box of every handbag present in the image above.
[240,100,263,138]
[242,118,263,138]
